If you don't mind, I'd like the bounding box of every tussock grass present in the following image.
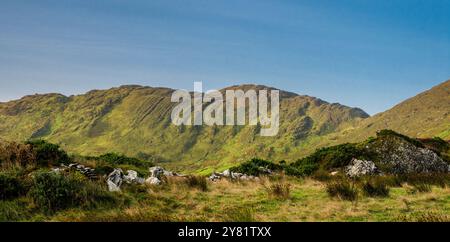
[185,176,208,192]
[360,177,390,197]
[326,179,358,201]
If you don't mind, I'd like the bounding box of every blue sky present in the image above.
[0,0,449,114]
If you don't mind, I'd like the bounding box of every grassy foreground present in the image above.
[2,175,449,222]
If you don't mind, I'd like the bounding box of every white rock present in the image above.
[149,166,165,179]
[107,168,124,192]
[345,159,378,177]
[145,177,162,185]
[123,170,144,184]
[107,180,121,192]
[222,169,231,177]
[330,171,339,176]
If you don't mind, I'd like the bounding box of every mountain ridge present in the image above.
[0,80,448,173]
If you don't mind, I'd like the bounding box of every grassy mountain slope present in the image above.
[341,80,450,141]
[0,84,368,173]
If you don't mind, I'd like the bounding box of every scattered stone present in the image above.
[345,159,378,177]
[209,170,261,181]
[53,163,97,179]
[208,173,222,182]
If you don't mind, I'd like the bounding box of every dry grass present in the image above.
[4,176,450,222]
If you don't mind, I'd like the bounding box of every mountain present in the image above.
[0,84,368,173]
[338,80,450,142]
[0,80,448,173]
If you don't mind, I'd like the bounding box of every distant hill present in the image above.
[0,84,368,173]
[338,80,450,142]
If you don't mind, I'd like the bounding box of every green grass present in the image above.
[1,175,449,222]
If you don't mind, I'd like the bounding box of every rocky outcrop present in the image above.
[368,136,450,174]
[345,159,379,177]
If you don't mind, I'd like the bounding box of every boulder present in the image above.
[222,169,231,177]
[149,166,165,179]
[124,170,144,184]
[345,159,378,177]
[107,168,124,192]
[145,177,162,185]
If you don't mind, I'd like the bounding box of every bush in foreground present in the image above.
[28,171,117,213]
[0,172,25,200]
[26,139,71,166]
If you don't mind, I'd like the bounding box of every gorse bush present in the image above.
[230,158,282,176]
[92,153,152,168]
[326,179,358,201]
[28,171,117,213]
[26,139,71,166]
[376,129,424,148]
[0,172,25,200]
[291,143,370,174]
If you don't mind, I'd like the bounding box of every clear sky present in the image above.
[0,0,449,114]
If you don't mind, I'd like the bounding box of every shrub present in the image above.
[0,200,31,221]
[326,179,358,201]
[291,143,369,173]
[26,140,70,166]
[376,129,424,148]
[361,178,390,197]
[92,153,152,168]
[291,157,319,176]
[230,158,282,176]
[185,176,208,192]
[28,171,116,213]
[283,165,308,177]
[0,172,25,199]
[0,141,36,168]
